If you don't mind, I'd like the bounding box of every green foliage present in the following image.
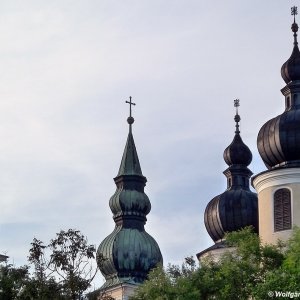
[28,229,98,300]
[131,258,200,300]
[0,263,30,300]
[283,226,300,272]
[130,227,300,300]
[20,277,65,300]
[0,229,97,299]
[253,227,300,299]
[0,261,67,300]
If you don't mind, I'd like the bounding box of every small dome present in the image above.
[223,133,252,166]
[109,185,151,220]
[281,46,300,83]
[281,22,300,84]
[223,107,252,166]
[204,189,258,242]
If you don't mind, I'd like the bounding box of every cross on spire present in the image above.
[234,99,240,115]
[125,96,136,130]
[234,99,241,134]
[126,96,136,118]
[292,6,298,23]
[291,7,299,46]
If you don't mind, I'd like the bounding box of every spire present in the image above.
[281,6,300,84]
[223,100,252,167]
[203,101,258,244]
[117,97,143,176]
[258,8,300,170]
[97,97,163,291]
[292,6,298,46]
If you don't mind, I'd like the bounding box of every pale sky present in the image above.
[0,0,297,288]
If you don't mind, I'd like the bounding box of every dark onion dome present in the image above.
[204,103,258,242]
[258,15,300,170]
[204,185,258,242]
[281,22,300,84]
[97,101,163,290]
[257,109,300,169]
[223,114,252,166]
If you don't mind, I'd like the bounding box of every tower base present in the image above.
[196,241,235,264]
[97,283,138,300]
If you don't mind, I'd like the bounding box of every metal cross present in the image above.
[234,99,240,133]
[234,99,240,113]
[126,96,136,118]
[234,99,240,107]
[292,6,298,22]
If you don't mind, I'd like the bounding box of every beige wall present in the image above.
[98,284,137,300]
[253,168,300,245]
[199,246,236,265]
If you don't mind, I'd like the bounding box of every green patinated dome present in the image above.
[97,116,163,289]
[109,182,151,221]
[97,227,162,289]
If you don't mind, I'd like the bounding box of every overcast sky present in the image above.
[0,0,297,288]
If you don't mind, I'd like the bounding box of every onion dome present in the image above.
[204,101,258,242]
[223,113,252,167]
[281,11,300,84]
[97,98,163,290]
[258,7,300,170]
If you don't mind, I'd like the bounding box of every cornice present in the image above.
[252,168,300,194]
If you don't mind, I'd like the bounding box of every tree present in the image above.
[130,227,300,300]
[0,263,30,300]
[130,258,200,300]
[253,228,300,299]
[26,237,63,299]
[29,229,98,300]
[20,276,64,300]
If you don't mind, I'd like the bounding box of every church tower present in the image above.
[252,7,300,244]
[197,101,258,261]
[96,98,163,300]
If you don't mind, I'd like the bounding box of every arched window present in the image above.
[274,188,292,232]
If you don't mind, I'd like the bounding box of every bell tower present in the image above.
[253,7,300,244]
[197,101,258,261]
[96,98,163,300]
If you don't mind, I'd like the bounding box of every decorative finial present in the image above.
[234,99,240,134]
[292,6,298,23]
[125,96,136,130]
[291,6,299,46]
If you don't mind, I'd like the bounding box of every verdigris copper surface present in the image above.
[97,98,163,290]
